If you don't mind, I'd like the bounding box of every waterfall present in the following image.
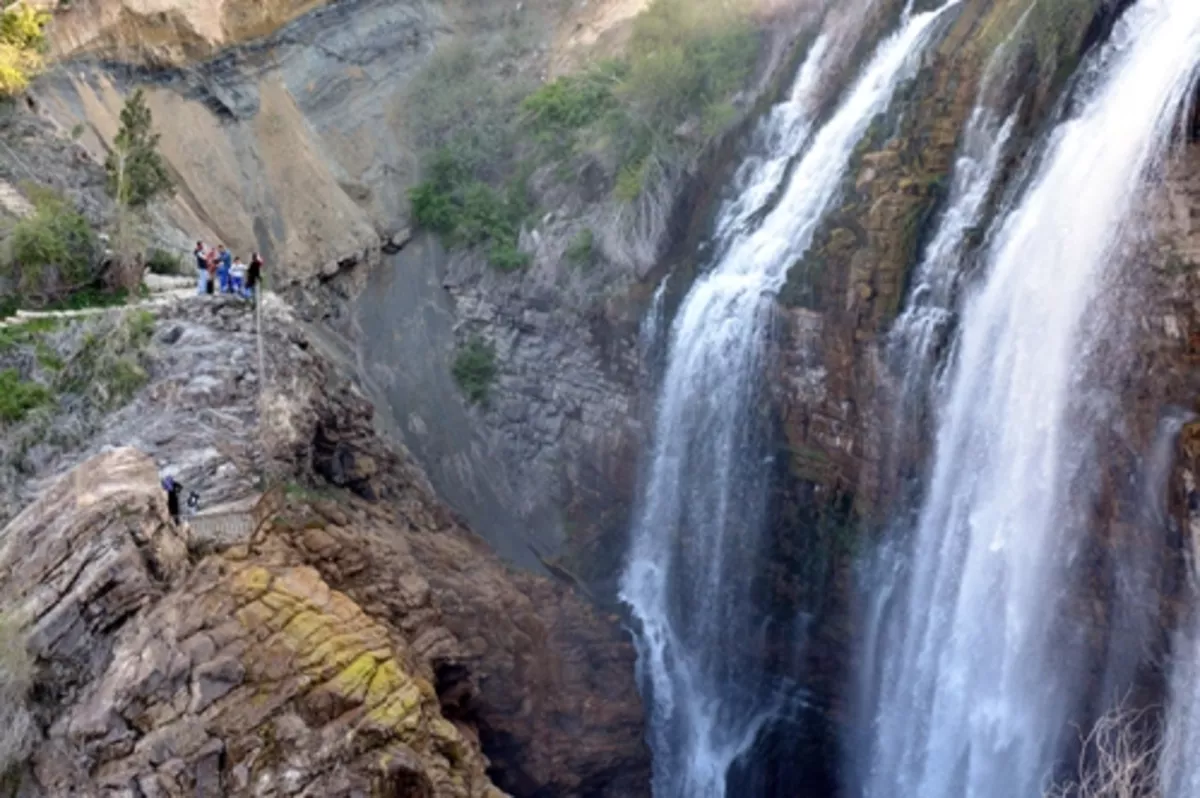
[861,2,1200,797]
[619,5,959,795]
[1164,594,1200,798]
[883,106,1015,483]
[639,276,671,361]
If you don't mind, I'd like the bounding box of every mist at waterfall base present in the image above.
[619,4,959,796]
[855,2,1200,798]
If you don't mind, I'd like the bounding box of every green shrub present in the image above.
[145,248,181,275]
[566,228,595,268]
[3,189,98,304]
[410,182,458,235]
[0,369,50,424]
[409,150,531,270]
[34,342,63,371]
[0,2,50,96]
[106,357,147,404]
[452,336,497,404]
[615,159,649,203]
[488,243,530,272]
[129,309,156,344]
[521,63,624,137]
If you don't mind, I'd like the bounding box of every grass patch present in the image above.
[129,309,156,344]
[0,369,51,424]
[566,228,596,268]
[452,336,497,404]
[518,0,759,201]
[56,310,155,409]
[0,317,58,352]
[34,342,63,371]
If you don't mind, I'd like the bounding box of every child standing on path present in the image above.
[230,255,248,297]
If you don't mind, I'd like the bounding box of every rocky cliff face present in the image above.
[0,294,649,796]
[1,448,502,797]
[0,0,822,589]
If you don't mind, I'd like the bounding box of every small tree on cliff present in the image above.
[0,1,50,97]
[104,89,174,289]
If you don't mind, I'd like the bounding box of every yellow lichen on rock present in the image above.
[228,561,439,736]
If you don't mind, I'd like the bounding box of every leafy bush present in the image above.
[566,228,595,268]
[145,248,181,275]
[3,189,98,304]
[0,2,49,96]
[409,150,531,270]
[488,243,530,273]
[128,309,156,344]
[521,62,624,138]
[0,368,50,424]
[451,336,497,404]
[614,159,649,203]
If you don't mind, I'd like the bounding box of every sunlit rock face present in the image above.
[0,442,650,795]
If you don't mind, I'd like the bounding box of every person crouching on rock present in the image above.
[162,476,182,523]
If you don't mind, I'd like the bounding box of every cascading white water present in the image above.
[861,2,1200,797]
[1164,627,1200,798]
[619,5,959,795]
[1163,576,1200,798]
[886,107,1014,428]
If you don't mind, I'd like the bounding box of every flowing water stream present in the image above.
[619,4,960,795]
[860,2,1200,797]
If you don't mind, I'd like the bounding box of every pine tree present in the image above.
[105,89,173,209]
[103,89,174,291]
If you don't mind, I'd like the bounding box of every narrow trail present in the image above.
[2,269,276,539]
[0,274,197,330]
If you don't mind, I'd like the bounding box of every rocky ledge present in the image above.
[0,296,650,797]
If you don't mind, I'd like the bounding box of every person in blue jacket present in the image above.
[216,244,233,293]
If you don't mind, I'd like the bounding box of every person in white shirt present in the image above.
[230,256,248,297]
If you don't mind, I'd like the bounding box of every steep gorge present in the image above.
[6,0,1200,795]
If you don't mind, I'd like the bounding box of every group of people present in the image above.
[194,241,263,299]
